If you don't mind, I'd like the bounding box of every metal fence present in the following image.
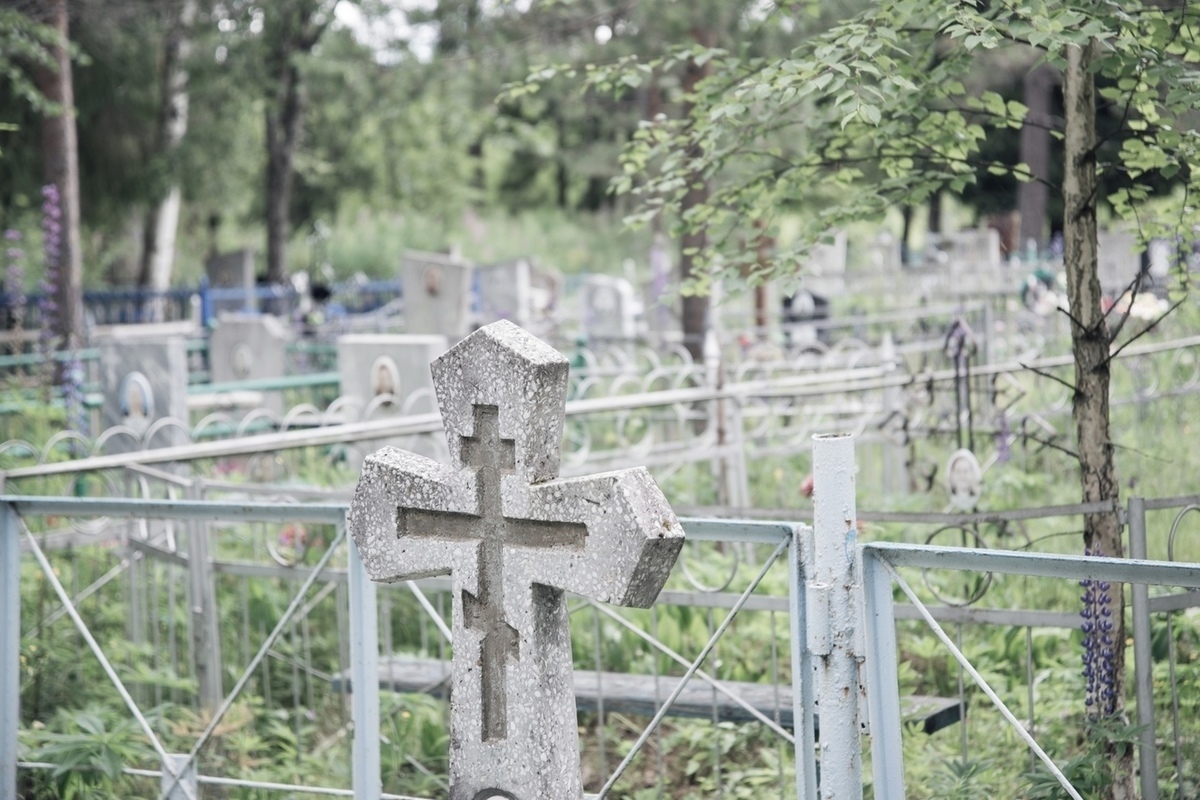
[5,435,1200,798]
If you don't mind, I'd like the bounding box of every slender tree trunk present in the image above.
[1063,40,1134,800]
[1018,64,1056,252]
[139,0,198,297]
[754,220,772,339]
[554,103,569,209]
[679,29,714,362]
[265,59,305,285]
[900,205,913,265]
[35,0,83,351]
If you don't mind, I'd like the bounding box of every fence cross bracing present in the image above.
[2,494,814,799]
[5,436,1200,798]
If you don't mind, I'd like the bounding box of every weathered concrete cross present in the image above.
[349,320,685,799]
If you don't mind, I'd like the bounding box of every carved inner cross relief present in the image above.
[399,404,588,741]
[349,320,684,800]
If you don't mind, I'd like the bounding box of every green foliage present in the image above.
[560,0,1200,291]
[0,9,62,118]
[1024,718,1142,800]
[22,704,157,799]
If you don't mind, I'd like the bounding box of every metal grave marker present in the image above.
[349,320,685,799]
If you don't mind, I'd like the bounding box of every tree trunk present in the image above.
[928,190,942,234]
[554,102,569,209]
[1018,64,1057,252]
[265,59,305,285]
[1062,40,1134,800]
[139,0,198,298]
[679,29,714,362]
[754,220,772,339]
[35,0,83,352]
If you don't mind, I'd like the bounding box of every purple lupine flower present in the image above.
[4,230,26,356]
[39,184,62,390]
[61,353,88,441]
[1080,548,1118,718]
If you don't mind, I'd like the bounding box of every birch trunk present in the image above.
[139,0,198,300]
[1063,40,1134,800]
[679,28,714,362]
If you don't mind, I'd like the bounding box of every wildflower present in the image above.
[1080,550,1117,718]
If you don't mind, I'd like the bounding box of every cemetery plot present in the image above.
[7,308,1200,799]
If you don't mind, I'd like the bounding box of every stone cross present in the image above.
[349,320,685,800]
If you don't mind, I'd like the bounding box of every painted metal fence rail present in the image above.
[4,439,1200,798]
[0,493,805,800]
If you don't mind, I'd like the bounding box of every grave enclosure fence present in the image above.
[3,331,1199,520]
[4,436,1200,798]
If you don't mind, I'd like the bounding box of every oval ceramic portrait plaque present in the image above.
[119,371,156,421]
[946,448,983,511]
[370,355,401,398]
[232,343,254,380]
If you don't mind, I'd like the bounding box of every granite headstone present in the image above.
[97,327,190,448]
[205,249,257,318]
[1097,230,1140,294]
[209,313,291,413]
[401,249,474,341]
[581,274,640,340]
[476,259,532,328]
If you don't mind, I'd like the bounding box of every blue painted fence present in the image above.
[0,279,403,331]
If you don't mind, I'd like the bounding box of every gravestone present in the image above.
[336,333,447,413]
[476,259,532,328]
[804,230,849,297]
[349,320,685,800]
[209,313,291,412]
[1147,238,1172,293]
[401,249,474,341]
[645,232,675,334]
[337,334,450,470]
[581,274,640,340]
[205,249,257,318]
[523,263,562,339]
[866,230,903,272]
[932,229,1003,269]
[1097,230,1140,294]
[97,327,190,446]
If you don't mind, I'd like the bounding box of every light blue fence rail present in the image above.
[0,495,802,800]
[3,436,1199,798]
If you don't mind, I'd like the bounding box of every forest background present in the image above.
[1,0,1152,307]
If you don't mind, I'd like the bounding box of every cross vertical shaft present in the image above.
[460,406,518,741]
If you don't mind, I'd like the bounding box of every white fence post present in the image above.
[348,521,381,800]
[1128,496,1159,800]
[1,503,18,800]
[862,550,905,799]
[811,433,863,800]
[788,522,818,800]
[186,485,222,711]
